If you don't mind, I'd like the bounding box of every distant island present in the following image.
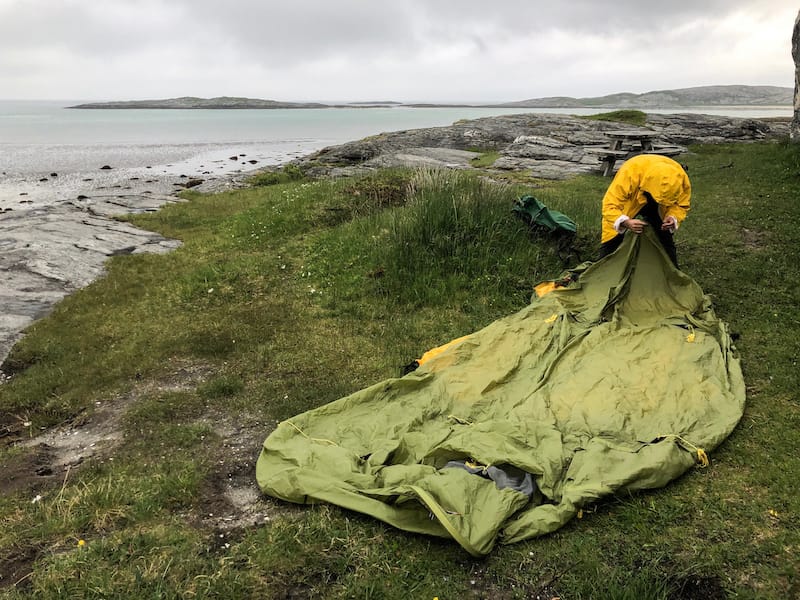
[68,96,329,109]
[69,85,792,110]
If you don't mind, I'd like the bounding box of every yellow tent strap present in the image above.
[464,459,493,473]
[283,421,339,447]
[659,434,709,467]
[409,485,480,557]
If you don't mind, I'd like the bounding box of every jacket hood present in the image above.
[641,159,691,207]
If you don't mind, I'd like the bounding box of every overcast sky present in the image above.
[0,0,796,102]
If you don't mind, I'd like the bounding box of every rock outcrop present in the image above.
[296,112,788,180]
[0,204,181,364]
[792,10,800,140]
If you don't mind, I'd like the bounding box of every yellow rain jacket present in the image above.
[601,154,691,243]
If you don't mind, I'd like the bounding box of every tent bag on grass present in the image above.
[512,194,577,235]
[256,229,745,556]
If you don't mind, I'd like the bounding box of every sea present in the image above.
[0,99,793,207]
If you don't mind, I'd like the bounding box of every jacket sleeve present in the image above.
[663,198,690,224]
[601,170,635,240]
[662,180,691,224]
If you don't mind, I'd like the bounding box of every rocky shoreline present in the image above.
[0,111,790,368]
[292,112,789,179]
[0,165,256,367]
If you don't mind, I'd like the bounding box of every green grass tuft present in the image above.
[249,163,305,186]
[583,109,648,126]
[470,150,501,167]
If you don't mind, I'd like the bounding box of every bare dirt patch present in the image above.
[0,544,40,591]
[1,362,215,494]
[742,227,768,251]
[13,362,292,532]
[194,414,279,532]
[0,443,58,497]
[16,362,215,476]
[0,363,292,590]
[0,411,27,450]
[669,573,728,600]
[4,364,283,531]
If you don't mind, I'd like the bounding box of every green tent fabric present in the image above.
[256,229,745,556]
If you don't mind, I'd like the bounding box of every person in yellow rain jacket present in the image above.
[598,154,691,267]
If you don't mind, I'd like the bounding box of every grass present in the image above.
[469,150,501,168]
[582,109,648,127]
[1,142,799,598]
[249,163,305,186]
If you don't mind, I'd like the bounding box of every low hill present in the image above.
[497,85,792,108]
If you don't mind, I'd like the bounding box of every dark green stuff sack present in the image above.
[512,195,577,235]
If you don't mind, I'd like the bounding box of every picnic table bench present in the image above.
[585,129,685,176]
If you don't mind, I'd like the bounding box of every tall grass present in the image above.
[379,170,548,304]
[313,169,597,314]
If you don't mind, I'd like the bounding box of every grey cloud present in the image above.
[0,0,795,100]
[166,0,798,69]
[3,0,795,55]
[166,1,424,66]
[414,0,789,32]
[0,1,183,58]
[2,0,793,63]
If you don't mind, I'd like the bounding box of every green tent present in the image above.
[256,229,745,556]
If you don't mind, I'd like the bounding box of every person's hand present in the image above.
[623,218,647,234]
[661,216,678,232]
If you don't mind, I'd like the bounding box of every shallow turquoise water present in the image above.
[0,100,791,174]
[0,102,575,175]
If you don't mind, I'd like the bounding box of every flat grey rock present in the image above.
[296,112,788,179]
[0,200,181,367]
[365,147,480,169]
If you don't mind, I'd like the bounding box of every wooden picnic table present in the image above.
[604,129,657,152]
[585,129,684,176]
